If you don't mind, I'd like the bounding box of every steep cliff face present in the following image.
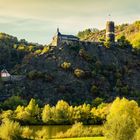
[0,41,139,105]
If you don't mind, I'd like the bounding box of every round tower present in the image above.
[106,21,115,42]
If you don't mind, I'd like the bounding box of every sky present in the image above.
[0,0,139,44]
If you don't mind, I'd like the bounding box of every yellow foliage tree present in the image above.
[105,97,140,140]
[61,62,71,70]
[74,68,85,78]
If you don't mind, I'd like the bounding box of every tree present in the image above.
[92,97,103,107]
[131,32,140,49]
[77,28,99,39]
[61,62,71,70]
[15,99,41,124]
[90,85,98,94]
[79,104,91,124]
[105,113,137,140]
[15,105,30,122]
[55,100,70,124]
[105,97,140,140]
[42,104,52,124]
[117,35,132,48]
[2,96,27,110]
[24,99,40,124]
[74,68,85,78]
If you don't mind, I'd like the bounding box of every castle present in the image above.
[51,21,115,46]
[51,28,79,46]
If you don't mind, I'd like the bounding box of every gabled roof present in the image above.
[60,34,79,39]
[56,28,79,40]
[1,69,9,73]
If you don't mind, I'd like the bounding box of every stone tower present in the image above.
[106,21,115,42]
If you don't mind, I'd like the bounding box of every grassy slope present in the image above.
[52,137,105,140]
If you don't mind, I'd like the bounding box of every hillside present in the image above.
[0,23,140,107]
[0,32,42,72]
[78,20,140,49]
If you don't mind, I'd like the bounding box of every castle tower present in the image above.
[106,21,115,42]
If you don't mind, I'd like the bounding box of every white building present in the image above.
[1,69,11,78]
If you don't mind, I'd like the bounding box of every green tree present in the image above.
[2,96,27,110]
[92,97,103,107]
[117,35,132,48]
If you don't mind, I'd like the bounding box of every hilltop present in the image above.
[0,21,140,107]
[78,20,140,49]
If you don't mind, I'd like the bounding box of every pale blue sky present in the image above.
[0,0,139,44]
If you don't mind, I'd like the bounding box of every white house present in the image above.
[1,69,11,78]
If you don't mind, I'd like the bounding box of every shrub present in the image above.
[27,70,38,80]
[44,73,54,82]
[90,85,98,94]
[35,49,42,55]
[41,46,50,54]
[17,45,25,50]
[104,41,112,48]
[61,62,71,70]
[79,49,93,61]
[74,68,85,78]
[27,70,44,80]
[91,70,97,77]
[117,35,132,48]
[121,85,129,95]
[116,79,122,87]
[95,60,102,70]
